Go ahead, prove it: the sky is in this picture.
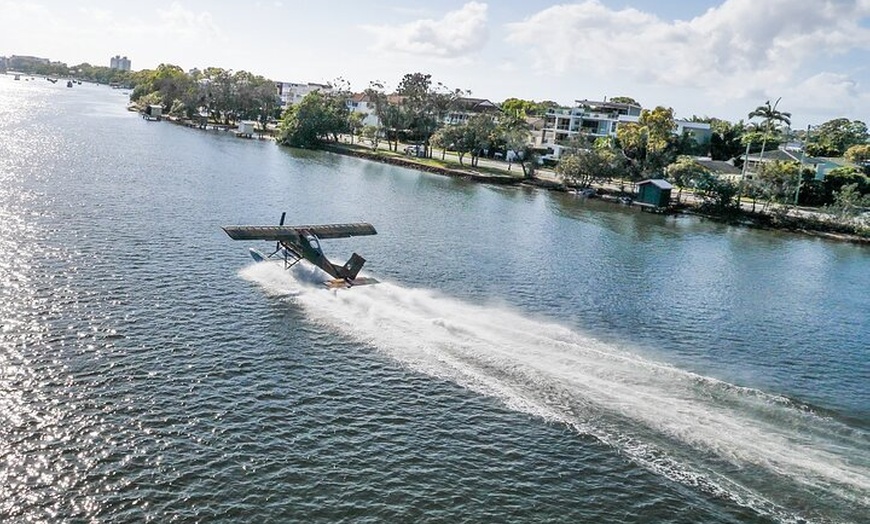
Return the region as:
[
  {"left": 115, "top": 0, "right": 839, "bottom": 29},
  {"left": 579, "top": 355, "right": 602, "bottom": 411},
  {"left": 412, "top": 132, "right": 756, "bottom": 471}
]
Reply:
[{"left": 2, "top": 0, "right": 869, "bottom": 128}]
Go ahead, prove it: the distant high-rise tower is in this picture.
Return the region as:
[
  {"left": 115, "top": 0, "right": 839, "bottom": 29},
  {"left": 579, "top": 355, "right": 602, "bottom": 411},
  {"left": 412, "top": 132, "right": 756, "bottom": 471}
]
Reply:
[{"left": 109, "top": 55, "right": 131, "bottom": 71}]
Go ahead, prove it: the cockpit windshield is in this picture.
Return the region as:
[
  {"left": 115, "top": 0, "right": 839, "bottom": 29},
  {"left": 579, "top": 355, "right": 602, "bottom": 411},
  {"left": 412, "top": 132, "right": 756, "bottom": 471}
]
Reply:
[{"left": 305, "top": 234, "right": 322, "bottom": 254}]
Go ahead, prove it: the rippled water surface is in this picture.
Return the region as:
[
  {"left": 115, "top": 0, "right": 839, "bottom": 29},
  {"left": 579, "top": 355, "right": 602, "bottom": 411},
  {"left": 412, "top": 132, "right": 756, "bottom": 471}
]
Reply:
[{"left": 1, "top": 76, "right": 868, "bottom": 523}]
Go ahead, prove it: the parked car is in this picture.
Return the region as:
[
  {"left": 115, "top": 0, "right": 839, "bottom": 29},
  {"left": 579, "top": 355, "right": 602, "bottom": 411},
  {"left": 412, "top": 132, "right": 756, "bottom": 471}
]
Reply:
[{"left": 404, "top": 145, "right": 425, "bottom": 157}]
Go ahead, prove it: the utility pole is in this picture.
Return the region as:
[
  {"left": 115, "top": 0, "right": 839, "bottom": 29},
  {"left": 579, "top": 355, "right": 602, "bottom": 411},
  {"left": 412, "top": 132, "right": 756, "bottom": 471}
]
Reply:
[
  {"left": 738, "top": 139, "right": 752, "bottom": 210},
  {"left": 795, "top": 124, "right": 811, "bottom": 205}
]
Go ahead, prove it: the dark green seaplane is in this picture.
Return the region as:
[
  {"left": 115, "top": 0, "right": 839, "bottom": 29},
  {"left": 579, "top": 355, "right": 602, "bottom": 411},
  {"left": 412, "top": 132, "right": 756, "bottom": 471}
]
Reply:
[{"left": 222, "top": 213, "right": 378, "bottom": 289}]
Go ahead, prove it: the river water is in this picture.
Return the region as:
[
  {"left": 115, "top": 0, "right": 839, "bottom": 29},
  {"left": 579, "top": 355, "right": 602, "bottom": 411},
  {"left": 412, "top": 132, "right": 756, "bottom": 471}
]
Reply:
[{"left": 0, "top": 76, "right": 867, "bottom": 523}]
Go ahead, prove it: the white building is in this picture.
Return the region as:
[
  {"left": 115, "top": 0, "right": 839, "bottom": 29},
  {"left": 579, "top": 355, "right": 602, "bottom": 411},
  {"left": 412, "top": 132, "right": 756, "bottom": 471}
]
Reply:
[
  {"left": 538, "top": 99, "right": 711, "bottom": 159},
  {"left": 675, "top": 120, "right": 712, "bottom": 147},
  {"left": 540, "top": 99, "right": 642, "bottom": 148},
  {"left": 276, "top": 81, "right": 333, "bottom": 107},
  {"left": 110, "top": 55, "right": 131, "bottom": 71},
  {"left": 346, "top": 93, "right": 380, "bottom": 127}
]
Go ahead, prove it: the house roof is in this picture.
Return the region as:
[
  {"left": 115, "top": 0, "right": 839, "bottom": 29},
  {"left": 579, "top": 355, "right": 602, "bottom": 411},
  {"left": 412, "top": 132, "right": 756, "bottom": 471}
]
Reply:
[
  {"left": 694, "top": 159, "right": 742, "bottom": 175},
  {"left": 574, "top": 99, "right": 641, "bottom": 110},
  {"left": 638, "top": 179, "right": 674, "bottom": 189},
  {"left": 453, "top": 97, "right": 501, "bottom": 113},
  {"left": 743, "top": 148, "right": 823, "bottom": 165}
]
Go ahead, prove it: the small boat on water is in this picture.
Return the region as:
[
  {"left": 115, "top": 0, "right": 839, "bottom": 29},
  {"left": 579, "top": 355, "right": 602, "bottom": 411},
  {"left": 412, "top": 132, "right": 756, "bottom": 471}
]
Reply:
[{"left": 66, "top": 80, "right": 73, "bottom": 88}]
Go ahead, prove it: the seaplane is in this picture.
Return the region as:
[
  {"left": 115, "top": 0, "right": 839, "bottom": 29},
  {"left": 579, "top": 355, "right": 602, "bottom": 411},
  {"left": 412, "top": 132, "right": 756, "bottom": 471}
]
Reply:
[{"left": 222, "top": 213, "right": 378, "bottom": 289}]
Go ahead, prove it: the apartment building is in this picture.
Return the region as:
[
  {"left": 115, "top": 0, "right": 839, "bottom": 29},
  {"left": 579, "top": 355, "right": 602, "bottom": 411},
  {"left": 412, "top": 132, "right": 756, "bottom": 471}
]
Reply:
[
  {"left": 540, "top": 99, "right": 642, "bottom": 147},
  {"left": 276, "top": 81, "right": 333, "bottom": 106},
  {"left": 110, "top": 55, "right": 131, "bottom": 71},
  {"left": 538, "top": 99, "right": 711, "bottom": 159}
]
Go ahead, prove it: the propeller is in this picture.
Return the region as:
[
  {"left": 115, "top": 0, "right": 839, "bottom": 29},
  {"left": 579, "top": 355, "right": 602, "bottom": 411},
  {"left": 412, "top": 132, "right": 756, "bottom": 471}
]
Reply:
[{"left": 270, "top": 212, "right": 287, "bottom": 258}]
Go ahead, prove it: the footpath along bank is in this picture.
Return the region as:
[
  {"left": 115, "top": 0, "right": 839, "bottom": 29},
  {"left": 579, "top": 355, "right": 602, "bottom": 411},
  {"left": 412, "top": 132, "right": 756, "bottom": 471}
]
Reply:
[
  {"left": 151, "top": 112, "right": 868, "bottom": 245},
  {"left": 320, "top": 142, "right": 869, "bottom": 246}
]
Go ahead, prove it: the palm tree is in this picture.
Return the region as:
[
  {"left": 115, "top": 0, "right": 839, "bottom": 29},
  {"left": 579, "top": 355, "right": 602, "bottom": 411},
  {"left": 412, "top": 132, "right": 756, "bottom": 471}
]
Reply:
[{"left": 748, "top": 97, "right": 792, "bottom": 165}]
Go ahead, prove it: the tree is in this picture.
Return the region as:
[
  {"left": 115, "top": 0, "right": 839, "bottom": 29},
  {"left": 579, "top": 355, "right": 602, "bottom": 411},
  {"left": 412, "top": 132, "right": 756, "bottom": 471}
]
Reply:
[
  {"left": 381, "top": 103, "right": 409, "bottom": 152},
  {"left": 609, "top": 96, "right": 640, "bottom": 106},
  {"left": 709, "top": 118, "right": 746, "bottom": 160},
  {"left": 278, "top": 90, "right": 348, "bottom": 147},
  {"left": 363, "top": 82, "right": 395, "bottom": 150},
  {"left": 665, "top": 156, "right": 710, "bottom": 202},
  {"left": 755, "top": 160, "right": 801, "bottom": 210},
  {"left": 361, "top": 125, "right": 380, "bottom": 150},
  {"left": 203, "top": 67, "right": 235, "bottom": 124},
  {"left": 430, "top": 125, "right": 463, "bottom": 161},
  {"left": 494, "top": 114, "right": 537, "bottom": 177},
  {"left": 823, "top": 166, "right": 869, "bottom": 203},
  {"left": 497, "top": 115, "right": 532, "bottom": 172},
  {"left": 845, "top": 144, "right": 870, "bottom": 172},
  {"left": 747, "top": 98, "right": 791, "bottom": 163},
  {"left": 347, "top": 112, "right": 364, "bottom": 144},
  {"left": 806, "top": 118, "right": 868, "bottom": 157},
  {"left": 693, "top": 173, "right": 739, "bottom": 214},
  {"left": 463, "top": 114, "right": 497, "bottom": 167},
  {"left": 500, "top": 98, "right": 559, "bottom": 117},
  {"left": 395, "top": 73, "right": 468, "bottom": 157},
  {"left": 616, "top": 106, "right": 678, "bottom": 180},
  {"left": 130, "top": 63, "right": 195, "bottom": 111},
  {"left": 827, "top": 183, "right": 870, "bottom": 221},
  {"left": 396, "top": 73, "right": 436, "bottom": 152},
  {"left": 556, "top": 145, "right": 621, "bottom": 189}
]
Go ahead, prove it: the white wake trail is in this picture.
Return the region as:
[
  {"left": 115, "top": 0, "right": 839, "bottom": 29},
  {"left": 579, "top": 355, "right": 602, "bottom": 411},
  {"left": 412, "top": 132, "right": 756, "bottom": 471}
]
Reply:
[{"left": 240, "top": 263, "right": 869, "bottom": 522}]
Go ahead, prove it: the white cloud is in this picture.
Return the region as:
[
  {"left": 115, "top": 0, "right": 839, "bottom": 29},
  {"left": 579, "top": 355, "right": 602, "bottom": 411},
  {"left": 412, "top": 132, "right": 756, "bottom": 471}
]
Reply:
[
  {"left": 363, "top": 2, "right": 489, "bottom": 58},
  {"left": 505, "top": 0, "right": 870, "bottom": 100},
  {"left": 784, "top": 72, "right": 870, "bottom": 121},
  {"left": 157, "top": 2, "right": 222, "bottom": 40},
  {"left": 0, "top": 0, "right": 49, "bottom": 19}
]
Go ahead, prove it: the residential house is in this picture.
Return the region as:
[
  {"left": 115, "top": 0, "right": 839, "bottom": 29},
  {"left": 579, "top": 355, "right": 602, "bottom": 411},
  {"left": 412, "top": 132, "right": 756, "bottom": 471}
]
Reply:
[
  {"left": 741, "top": 147, "right": 830, "bottom": 180},
  {"left": 443, "top": 97, "right": 501, "bottom": 125},
  {"left": 346, "top": 93, "right": 380, "bottom": 127},
  {"left": 694, "top": 158, "right": 743, "bottom": 182},
  {"left": 276, "top": 81, "right": 333, "bottom": 107},
  {"left": 345, "top": 93, "right": 407, "bottom": 130},
  {"left": 676, "top": 120, "right": 712, "bottom": 154}
]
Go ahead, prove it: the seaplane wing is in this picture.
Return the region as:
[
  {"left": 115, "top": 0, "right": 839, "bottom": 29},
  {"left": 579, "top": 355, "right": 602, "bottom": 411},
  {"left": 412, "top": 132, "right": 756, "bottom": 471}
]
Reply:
[
  {"left": 222, "top": 222, "right": 377, "bottom": 241},
  {"left": 222, "top": 215, "right": 378, "bottom": 288}
]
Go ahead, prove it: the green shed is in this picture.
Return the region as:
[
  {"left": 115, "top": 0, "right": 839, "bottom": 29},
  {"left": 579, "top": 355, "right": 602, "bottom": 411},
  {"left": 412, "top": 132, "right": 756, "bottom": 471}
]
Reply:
[{"left": 636, "top": 179, "right": 673, "bottom": 208}]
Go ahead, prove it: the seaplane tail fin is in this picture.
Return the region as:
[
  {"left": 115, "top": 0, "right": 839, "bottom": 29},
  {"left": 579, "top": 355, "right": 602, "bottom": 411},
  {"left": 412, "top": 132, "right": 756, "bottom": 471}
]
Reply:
[{"left": 342, "top": 253, "right": 366, "bottom": 280}]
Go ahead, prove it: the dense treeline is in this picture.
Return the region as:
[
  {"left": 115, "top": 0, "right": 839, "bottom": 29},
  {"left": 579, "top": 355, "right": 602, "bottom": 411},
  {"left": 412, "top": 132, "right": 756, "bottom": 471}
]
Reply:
[
  {"left": 129, "top": 65, "right": 280, "bottom": 127},
  {"left": 10, "top": 58, "right": 281, "bottom": 128}
]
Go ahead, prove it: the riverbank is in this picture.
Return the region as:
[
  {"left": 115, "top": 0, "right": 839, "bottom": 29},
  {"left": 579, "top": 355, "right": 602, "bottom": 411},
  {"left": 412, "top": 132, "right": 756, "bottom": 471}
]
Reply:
[
  {"left": 133, "top": 105, "right": 867, "bottom": 245},
  {"left": 320, "top": 143, "right": 521, "bottom": 185},
  {"left": 319, "top": 141, "right": 869, "bottom": 245}
]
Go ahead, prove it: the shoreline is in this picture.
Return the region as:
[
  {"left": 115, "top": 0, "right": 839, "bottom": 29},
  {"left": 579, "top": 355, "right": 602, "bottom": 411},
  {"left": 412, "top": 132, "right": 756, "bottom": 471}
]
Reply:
[
  {"left": 152, "top": 113, "right": 868, "bottom": 246},
  {"left": 320, "top": 143, "right": 869, "bottom": 246}
]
